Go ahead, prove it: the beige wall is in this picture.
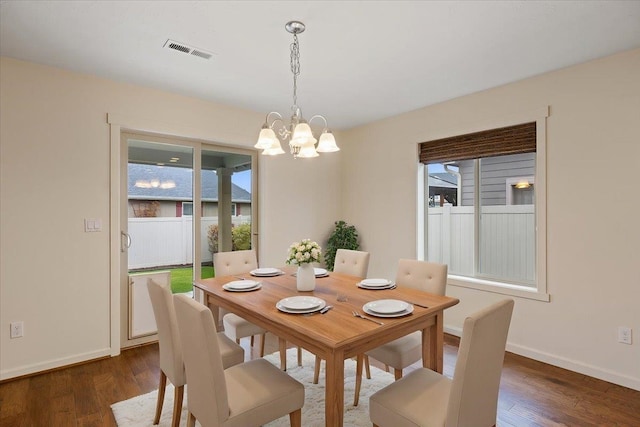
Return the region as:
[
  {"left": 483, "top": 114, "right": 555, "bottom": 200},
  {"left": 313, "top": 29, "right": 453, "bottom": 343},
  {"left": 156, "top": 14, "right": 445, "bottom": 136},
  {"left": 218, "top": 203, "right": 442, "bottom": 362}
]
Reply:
[
  {"left": 2, "top": 49, "right": 638, "bottom": 390},
  {"left": 342, "top": 48, "right": 640, "bottom": 390},
  {"left": 0, "top": 57, "right": 341, "bottom": 379}
]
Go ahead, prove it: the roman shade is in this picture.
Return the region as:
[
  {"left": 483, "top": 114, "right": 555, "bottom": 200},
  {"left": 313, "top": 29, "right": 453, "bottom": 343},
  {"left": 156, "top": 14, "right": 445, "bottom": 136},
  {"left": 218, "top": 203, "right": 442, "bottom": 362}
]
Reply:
[{"left": 419, "top": 122, "right": 536, "bottom": 164}]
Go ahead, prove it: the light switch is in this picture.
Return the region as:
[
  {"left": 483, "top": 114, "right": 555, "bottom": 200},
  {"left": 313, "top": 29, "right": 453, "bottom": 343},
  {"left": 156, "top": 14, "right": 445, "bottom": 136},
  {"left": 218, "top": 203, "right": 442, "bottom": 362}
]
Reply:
[{"left": 85, "top": 218, "right": 102, "bottom": 232}]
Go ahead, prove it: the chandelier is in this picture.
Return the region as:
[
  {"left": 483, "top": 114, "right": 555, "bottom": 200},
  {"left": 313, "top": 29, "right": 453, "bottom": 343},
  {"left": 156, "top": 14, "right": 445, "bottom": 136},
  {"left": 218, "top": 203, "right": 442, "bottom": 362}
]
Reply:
[{"left": 254, "top": 21, "right": 339, "bottom": 158}]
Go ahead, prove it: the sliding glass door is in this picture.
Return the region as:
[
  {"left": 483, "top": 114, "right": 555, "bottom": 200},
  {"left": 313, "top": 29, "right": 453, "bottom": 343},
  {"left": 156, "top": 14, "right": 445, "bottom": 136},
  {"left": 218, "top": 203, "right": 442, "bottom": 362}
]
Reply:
[{"left": 120, "top": 132, "right": 256, "bottom": 348}]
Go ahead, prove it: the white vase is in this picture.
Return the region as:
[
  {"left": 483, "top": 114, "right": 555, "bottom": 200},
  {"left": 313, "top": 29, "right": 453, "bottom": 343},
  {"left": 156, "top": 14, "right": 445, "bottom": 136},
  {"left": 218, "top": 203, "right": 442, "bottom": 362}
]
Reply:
[{"left": 297, "top": 263, "right": 316, "bottom": 291}]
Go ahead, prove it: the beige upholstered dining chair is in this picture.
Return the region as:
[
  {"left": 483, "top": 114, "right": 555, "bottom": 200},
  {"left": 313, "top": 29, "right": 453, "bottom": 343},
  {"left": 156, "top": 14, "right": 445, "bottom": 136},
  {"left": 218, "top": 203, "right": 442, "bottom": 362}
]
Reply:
[
  {"left": 370, "top": 299, "right": 514, "bottom": 427},
  {"left": 173, "top": 294, "right": 305, "bottom": 427},
  {"left": 333, "top": 249, "right": 370, "bottom": 277},
  {"left": 354, "top": 259, "right": 447, "bottom": 406},
  {"left": 313, "top": 249, "right": 370, "bottom": 384},
  {"left": 146, "top": 280, "right": 244, "bottom": 427},
  {"left": 214, "top": 250, "right": 267, "bottom": 356}
]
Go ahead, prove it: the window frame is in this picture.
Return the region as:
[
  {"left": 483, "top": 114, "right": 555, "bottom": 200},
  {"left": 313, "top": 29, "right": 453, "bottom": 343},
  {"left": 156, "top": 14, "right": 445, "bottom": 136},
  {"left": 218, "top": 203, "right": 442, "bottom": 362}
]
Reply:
[{"left": 419, "top": 107, "right": 549, "bottom": 302}]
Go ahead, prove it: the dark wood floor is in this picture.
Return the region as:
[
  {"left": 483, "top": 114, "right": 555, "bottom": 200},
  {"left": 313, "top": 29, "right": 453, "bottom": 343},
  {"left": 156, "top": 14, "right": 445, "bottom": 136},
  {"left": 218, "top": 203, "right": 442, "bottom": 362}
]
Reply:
[{"left": 1, "top": 334, "right": 639, "bottom": 427}]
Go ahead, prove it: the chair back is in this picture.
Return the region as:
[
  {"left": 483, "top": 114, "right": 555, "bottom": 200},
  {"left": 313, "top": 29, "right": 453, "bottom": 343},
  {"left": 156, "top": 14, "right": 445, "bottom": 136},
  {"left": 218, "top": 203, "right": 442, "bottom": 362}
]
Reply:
[
  {"left": 446, "top": 299, "right": 514, "bottom": 427},
  {"left": 333, "top": 249, "right": 370, "bottom": 277},
  {"left": 395, "top": 259, "right": 448, "bottom": 294},
  {"left": 146, "top": 280, "right": 185, "bottom": 386},
  {"left": 213, "top": 249, "right": 258, "bottom": 276},
  {"left": 173, "top": 294, "right": 230, "bottom": 427}
]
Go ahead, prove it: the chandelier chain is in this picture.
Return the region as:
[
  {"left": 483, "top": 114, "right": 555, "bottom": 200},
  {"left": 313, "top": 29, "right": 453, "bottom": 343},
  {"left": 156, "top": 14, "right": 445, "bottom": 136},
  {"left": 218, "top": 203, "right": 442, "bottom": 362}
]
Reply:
[{"left": 290, "top": 33, "right": 301, "bottom": 110}]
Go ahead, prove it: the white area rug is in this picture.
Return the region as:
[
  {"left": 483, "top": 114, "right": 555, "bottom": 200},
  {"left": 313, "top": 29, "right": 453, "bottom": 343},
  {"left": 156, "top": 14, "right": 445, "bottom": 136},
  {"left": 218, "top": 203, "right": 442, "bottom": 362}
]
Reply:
[{"left": 112, "top": 348, "right": 394, "bottom": 426}]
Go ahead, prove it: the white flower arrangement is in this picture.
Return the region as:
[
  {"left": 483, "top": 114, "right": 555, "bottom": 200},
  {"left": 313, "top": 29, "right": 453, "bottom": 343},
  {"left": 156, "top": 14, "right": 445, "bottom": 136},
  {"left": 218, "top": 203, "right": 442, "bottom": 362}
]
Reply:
[{"left": 286, "top": 238, "right": 322, "bottom": 266}]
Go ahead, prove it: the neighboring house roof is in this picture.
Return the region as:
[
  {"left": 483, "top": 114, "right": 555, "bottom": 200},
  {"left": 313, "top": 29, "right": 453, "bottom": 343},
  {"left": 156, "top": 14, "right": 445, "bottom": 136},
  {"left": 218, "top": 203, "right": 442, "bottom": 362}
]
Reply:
[
  {"left": 429, "top": 172, "right": 458, "bottom": 188},
  {"left": 128, "top": 163, "right": 251, "bottom": 202}
]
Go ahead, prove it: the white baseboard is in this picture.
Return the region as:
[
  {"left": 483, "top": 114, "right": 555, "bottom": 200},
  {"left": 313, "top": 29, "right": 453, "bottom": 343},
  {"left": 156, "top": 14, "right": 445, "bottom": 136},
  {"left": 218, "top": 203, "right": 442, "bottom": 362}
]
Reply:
[
  {"left": 506, "top": 342, "right": 640, "bottom": 391},
  {"left": 444, "top": 326, "right": 640, "bottom": 391},
  {"left": 0, "top": 348, "right": 112, "bottom": 381}
]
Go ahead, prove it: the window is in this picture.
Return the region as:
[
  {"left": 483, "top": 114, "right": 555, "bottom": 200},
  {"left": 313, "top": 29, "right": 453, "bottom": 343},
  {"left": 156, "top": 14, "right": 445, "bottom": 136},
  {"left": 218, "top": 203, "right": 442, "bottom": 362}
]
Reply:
[
  {"left": 182, "top": 202, "right": 193, "bottom": 216},
  {"left": 506, "top": 177, "right": 534, "bottom": 205},
  {"left": 420, "top": 113, "right": 548, "bottom": 301}
]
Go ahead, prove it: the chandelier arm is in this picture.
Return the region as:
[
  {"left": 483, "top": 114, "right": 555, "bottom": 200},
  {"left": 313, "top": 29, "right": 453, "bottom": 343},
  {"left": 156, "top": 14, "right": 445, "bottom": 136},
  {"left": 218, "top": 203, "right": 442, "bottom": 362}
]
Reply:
[
  {"left": 308, "top": 114, "right": 329, "bottom": 132},
  {"left": 265, "top": 111, "right": 283, "bottom": 127},
  {"left": 265, "top": 112, "right": 292, "bottom": 139}
]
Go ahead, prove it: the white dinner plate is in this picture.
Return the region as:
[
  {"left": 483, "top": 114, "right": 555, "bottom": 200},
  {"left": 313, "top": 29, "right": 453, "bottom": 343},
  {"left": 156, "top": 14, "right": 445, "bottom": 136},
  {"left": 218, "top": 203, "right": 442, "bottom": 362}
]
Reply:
[
  {"left": 358, "top": 283, "right": 396, "bottom": 290},
  {"left": 279, "top": 296, "right": 324, "bottom": 310},
  {"left": 364, "top": 299, "right": 410, "bottom": 314},
  {"left": 250, "top": 268, "right": 283, "bottom": 277},
  {"left": 276, "top": 297, "right": 326, "bottom": 314},
  {"left": 314, "top": 268, "right": 329, "bottom": 277},
  {"left": 362, "top": 304, "right": 414, "bottom": 318},
  {"left": 222, "top": 280, "right": 262, "bottom": 292},
  {"left": 359, "top": 278, "right": 392, "bottom": 288}
]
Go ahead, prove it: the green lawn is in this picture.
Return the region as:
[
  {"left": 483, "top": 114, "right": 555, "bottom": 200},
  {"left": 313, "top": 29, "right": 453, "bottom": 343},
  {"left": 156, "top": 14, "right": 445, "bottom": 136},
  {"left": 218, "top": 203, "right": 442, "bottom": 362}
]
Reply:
[
  {"left": 129, "top": 266, "right": 214, "bottom": 293},
  {"left": 170, "top": 266, "right": 214, "bottom": 293}
]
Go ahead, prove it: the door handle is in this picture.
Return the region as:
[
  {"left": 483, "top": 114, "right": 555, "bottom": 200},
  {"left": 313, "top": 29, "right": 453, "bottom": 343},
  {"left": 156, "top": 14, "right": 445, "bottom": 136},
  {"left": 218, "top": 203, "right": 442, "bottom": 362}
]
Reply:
[{"left": 121, "top": 231, "right": 131, "bottom": 252}]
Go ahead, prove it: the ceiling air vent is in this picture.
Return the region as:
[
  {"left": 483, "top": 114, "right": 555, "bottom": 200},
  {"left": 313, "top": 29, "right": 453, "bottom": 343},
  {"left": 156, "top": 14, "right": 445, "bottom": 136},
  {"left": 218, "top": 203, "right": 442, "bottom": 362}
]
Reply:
[{"left": 163, "top": 39, "right": 214, "bottom": 60}]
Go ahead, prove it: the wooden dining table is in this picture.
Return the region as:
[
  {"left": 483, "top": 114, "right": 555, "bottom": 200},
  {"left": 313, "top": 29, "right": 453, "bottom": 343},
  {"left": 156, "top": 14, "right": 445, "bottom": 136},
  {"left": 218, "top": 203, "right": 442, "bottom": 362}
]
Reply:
[{"left": 194, "top": 267, "right": 459, "bottom": 427}]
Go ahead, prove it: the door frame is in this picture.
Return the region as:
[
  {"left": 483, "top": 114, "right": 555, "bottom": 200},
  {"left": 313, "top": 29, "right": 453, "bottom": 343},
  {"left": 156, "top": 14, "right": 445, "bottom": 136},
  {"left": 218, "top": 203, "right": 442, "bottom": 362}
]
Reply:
[{"left": 108, "top": 113, "right": 259, "bottom": 355}]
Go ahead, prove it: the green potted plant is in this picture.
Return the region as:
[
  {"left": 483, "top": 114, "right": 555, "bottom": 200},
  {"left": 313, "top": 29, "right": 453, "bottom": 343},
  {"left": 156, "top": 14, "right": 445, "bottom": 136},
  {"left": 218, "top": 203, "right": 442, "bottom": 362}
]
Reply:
[{"left": 324, "top": 220, "right": 360, "bottom": 271}]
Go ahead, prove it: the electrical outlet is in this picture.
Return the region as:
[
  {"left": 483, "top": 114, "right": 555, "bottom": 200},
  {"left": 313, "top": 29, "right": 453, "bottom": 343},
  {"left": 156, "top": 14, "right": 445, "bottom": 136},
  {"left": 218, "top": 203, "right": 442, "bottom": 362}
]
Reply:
[
  {"left": 10, "top": 321, "right": 24, "bottom": 338},
  {"left": 618, "top": 327, "right": 632, "bottom": 345}
]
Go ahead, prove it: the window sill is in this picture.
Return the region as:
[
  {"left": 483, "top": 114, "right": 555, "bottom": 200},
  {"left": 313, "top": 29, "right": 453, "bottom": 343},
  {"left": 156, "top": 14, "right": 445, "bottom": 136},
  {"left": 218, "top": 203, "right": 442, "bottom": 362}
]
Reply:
[{"left": 448, "top": 275, "right": 550, "bottom": 302}]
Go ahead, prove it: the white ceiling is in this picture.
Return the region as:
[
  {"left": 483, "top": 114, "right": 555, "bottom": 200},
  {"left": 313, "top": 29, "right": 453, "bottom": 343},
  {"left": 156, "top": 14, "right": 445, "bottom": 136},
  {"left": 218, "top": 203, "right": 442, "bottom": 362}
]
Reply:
[{"left": 1, "top": 1, "right": 639, "bottom": 130}]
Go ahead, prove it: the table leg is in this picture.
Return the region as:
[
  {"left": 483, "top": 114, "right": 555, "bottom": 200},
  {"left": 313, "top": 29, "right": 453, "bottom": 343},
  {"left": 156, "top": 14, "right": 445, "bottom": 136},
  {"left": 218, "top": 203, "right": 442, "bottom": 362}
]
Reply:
[
  {"left": 206, "top": 298, "right": 222, "bottom": 332},
  {"left": 324, "top": 350, "right": 344, "bottom": 426},
  {"left": 279, "top": 337, "right": 287, "bottom": 371},
  {"left": 435, "top": 310, "right": 444, "bottom": 373},
  {"left": 422, "top": 310, "right": 444, "bottom": 373}
]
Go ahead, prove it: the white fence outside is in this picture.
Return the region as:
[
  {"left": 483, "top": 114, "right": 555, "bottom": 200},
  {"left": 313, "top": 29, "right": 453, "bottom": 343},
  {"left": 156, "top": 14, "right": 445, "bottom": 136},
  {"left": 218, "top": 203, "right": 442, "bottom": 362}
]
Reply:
[
  {"left": 128, "top": 216, "right": 251, "bottom": 269},
  {"left": 427, "top": 205, "right": 535, "bottom": 284}
]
